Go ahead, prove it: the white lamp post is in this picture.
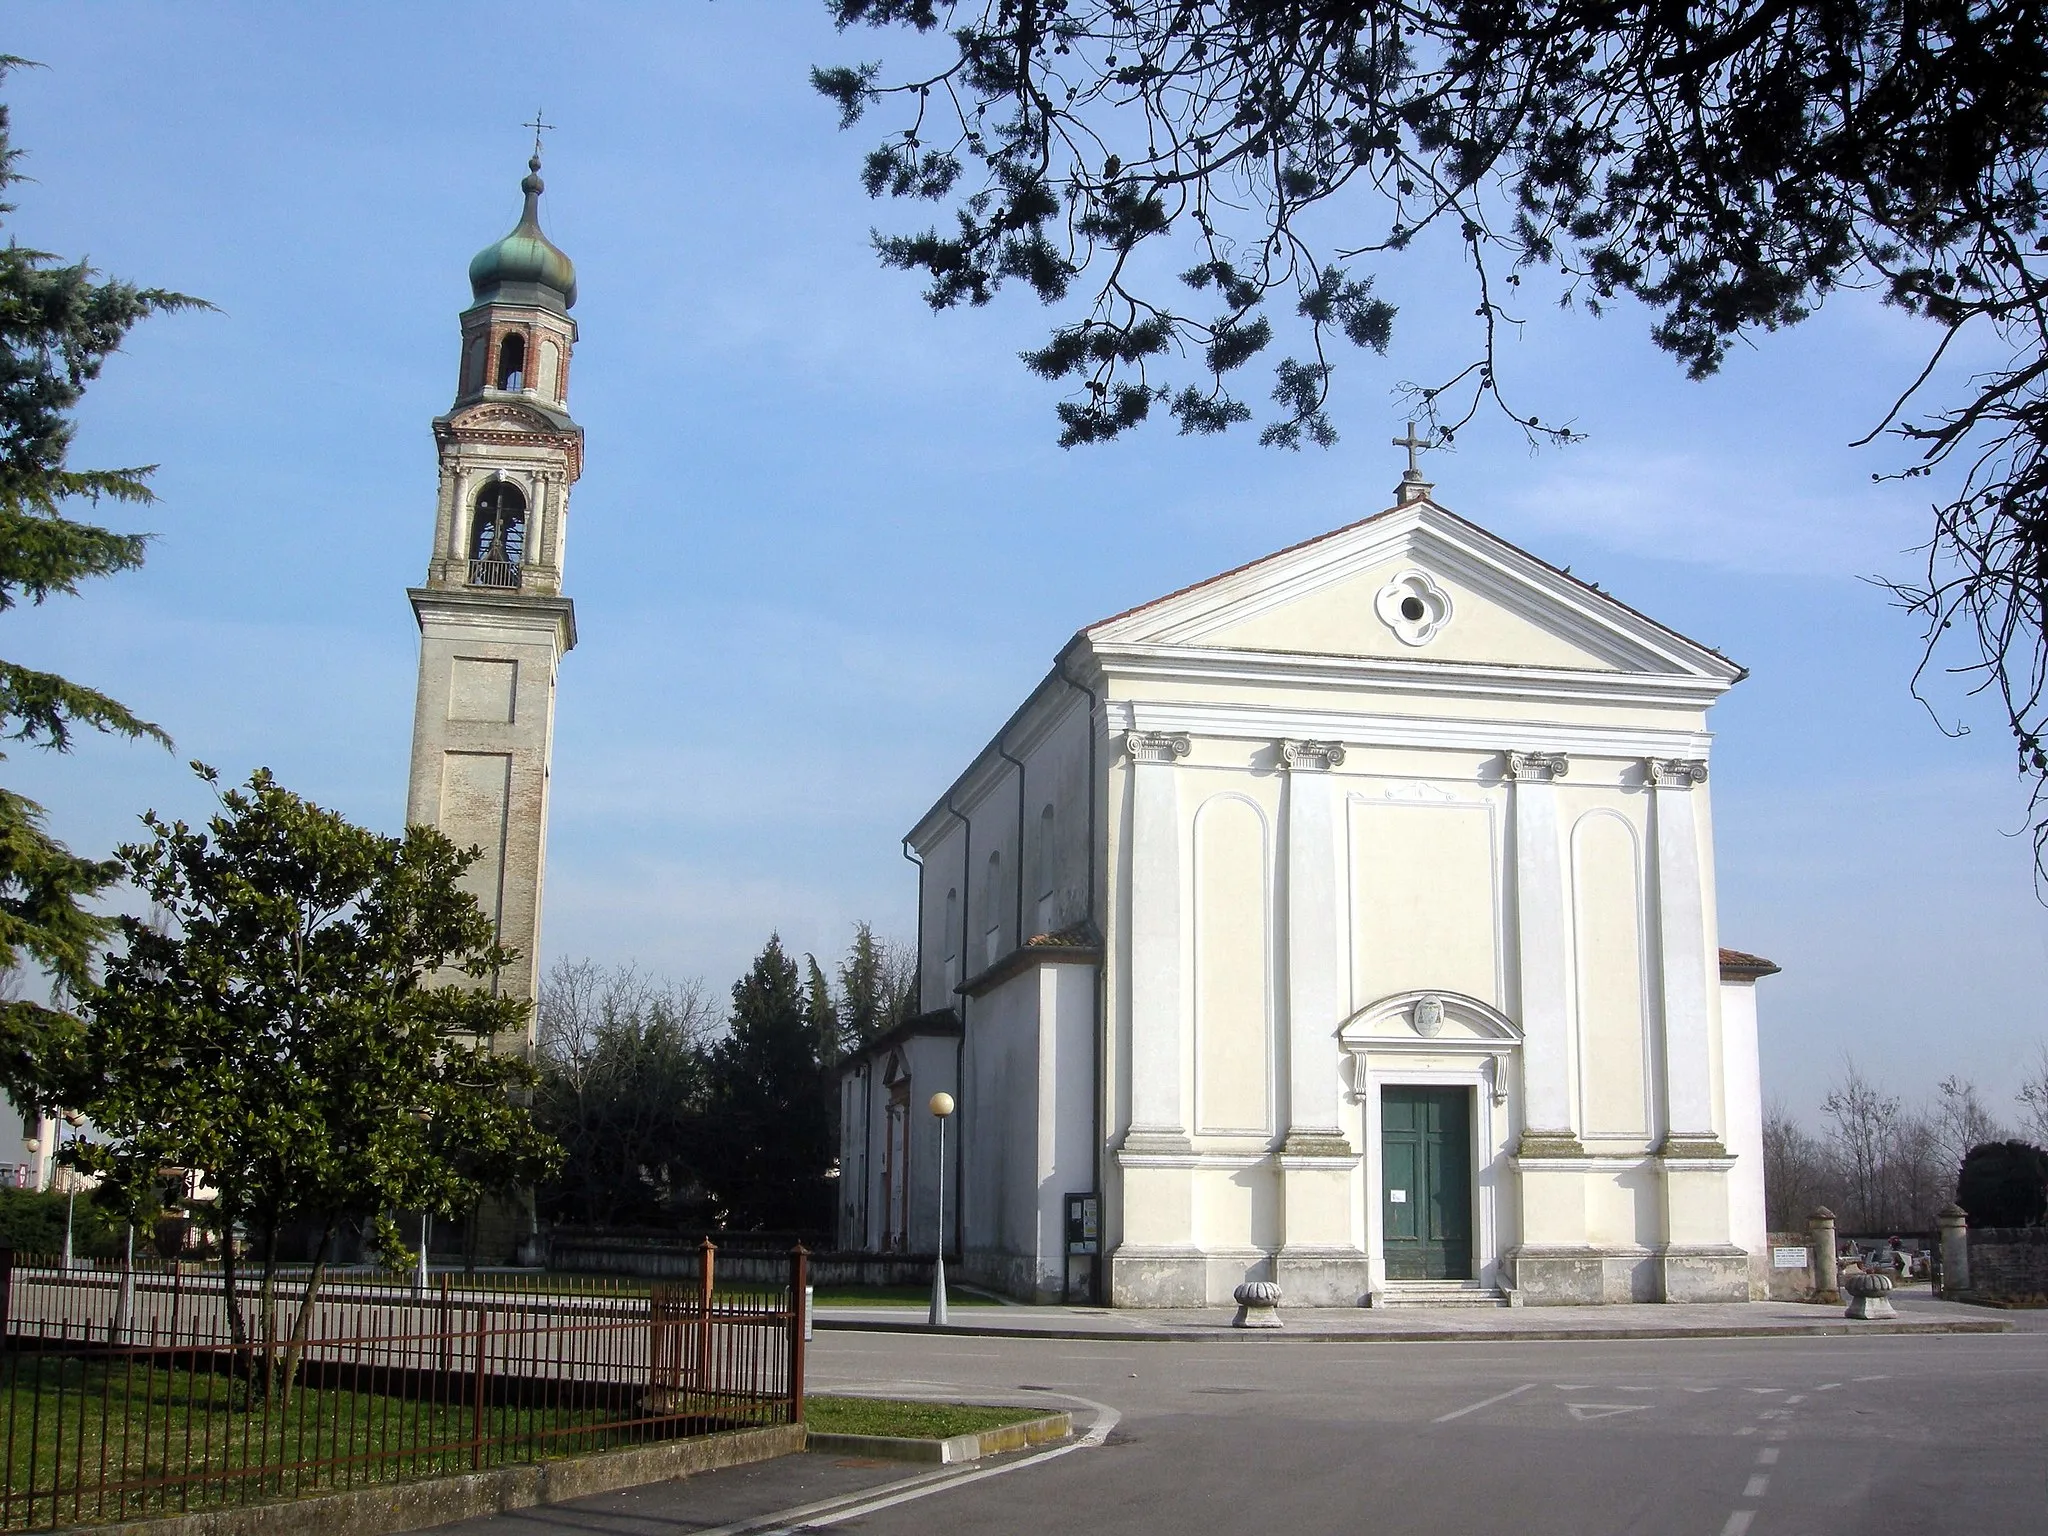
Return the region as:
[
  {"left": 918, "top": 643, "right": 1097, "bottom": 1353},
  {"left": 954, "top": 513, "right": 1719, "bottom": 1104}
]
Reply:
[
  {"left": 927, "top": 1091, "right": 955, "bottom": 1327},
  {"left": 59, "top": 1111, "right": 84, "bottom": 1271},
  {"left": 414, "top": 1108, "right": 434, "bottom": 1293}
]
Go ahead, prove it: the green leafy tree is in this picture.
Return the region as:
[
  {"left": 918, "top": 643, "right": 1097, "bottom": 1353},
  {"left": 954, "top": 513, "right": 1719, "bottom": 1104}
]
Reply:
[
  {"left": 816, "top": 3, "right": 2048, "bottom": 858},
  {"left": 0, "top": 59, "right": 204, "bottom": 1078},
  {"left": 56, "top": 766, "right": 558, "bottom": 1397},
  {"left": 704, "top": 935, "right": 833, "bottom": 1232}
]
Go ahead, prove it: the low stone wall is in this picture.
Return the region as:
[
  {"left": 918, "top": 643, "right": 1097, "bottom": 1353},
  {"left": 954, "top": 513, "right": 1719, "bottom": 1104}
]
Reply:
[
  {"left": 1761, "top": 1234, "right": 1817, "bottom": 1301},
  {"left": 547, "top": 1235, "right": 937, "bottom": 1290},
  {"left": 1964, "top": 1227, "right": 2048, "bottom": 1302},
  {"left": 75, "top": 1423, "right": 803, "bottom": 1536}
]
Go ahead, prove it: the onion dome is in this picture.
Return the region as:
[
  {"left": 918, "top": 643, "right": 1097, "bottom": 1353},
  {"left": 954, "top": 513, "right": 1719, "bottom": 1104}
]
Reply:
[{"left": 468, "top": 155, "right": 576, "bottom": 312}]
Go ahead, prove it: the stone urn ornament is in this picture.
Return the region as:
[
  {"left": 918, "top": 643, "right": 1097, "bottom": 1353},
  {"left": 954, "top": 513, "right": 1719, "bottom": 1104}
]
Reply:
[
  {"left": 1843, "top": 1270, "right": 1896, "bottom": 1320},
  {"left": 1232, "top": 1280, "right": 1283, "bottom": 1329}
]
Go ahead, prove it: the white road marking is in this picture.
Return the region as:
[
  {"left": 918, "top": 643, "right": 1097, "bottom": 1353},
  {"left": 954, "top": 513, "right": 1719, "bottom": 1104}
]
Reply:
[
  {"left": 1853, "top": 1374, "right": 1890, "bottom": 1382},
  {"left": 1758, "top": 1448, "right": 1780, "bottom": 1465},
  {"left": 1744, "top": 1474, "right": 1770, "bottom": 1497},
  {"left": 1720, "top": 1511, "right": 1757, "bottom": 1536},
  {"left": 695, "top": 1392, "right": 1122, "bottom": 1536},
  {"left": 1616, "top": 1386, "right": 1655, "bottom": 1393},
  {"left": 1433, "top": 1383, "right": 1536, "bottom": 1423},
  {"left": 1743, "top": 1387, "right": 1784, "bottom": 1394},
  {"left": 1554, "top": 1383, "right": 1592, "bottom": 1389},
  {"left": 1785, "top": 1394, "right": 1806, "bottom": 1404},
  {"left": 1817, "top": 1382, "right": 1843, "bottom": 1391},
  {"left": 1733, "top": 1427, "right": 1757, "bottom": 1437},
  {"left": 1683, "top": 1387, "right": 1719, "bottom": 1393},
  {"left": 1566, "top": 1404, "right": 1649, "bottom": 1422}
]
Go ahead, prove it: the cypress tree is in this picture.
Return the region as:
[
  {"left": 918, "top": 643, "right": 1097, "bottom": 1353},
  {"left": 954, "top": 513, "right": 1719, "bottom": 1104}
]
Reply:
[{"left": 705, "top": 936, "right": 832, "bottom": 1233}]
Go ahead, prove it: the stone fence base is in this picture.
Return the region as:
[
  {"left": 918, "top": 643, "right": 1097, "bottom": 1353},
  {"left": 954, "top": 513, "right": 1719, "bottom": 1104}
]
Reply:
[
  {"left": 546, "top": 1235, "right": 937, "bottom": 1290},
  {"left": 1962, "top": 1227, "right": 2048, "bottom": 1305}
]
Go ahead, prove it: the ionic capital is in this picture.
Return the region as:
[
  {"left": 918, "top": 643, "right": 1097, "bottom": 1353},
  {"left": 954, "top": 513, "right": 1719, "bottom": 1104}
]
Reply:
[
  {"left": 1280, "top": 738, "right": 1347, "bottom": 771},
  {"left": 1125, "top": 730, "right": 1191, "bottom": 765},
  {"left": 1504, "top": 750, "right": 1569, "bottom": 782},
  {"left": 1648, "top": 757, "right": 1709, "bottom": 788}
]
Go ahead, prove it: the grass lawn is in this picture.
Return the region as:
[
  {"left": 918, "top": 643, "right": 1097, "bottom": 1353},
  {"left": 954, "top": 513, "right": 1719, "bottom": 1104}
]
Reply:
[
  {"left": 0, "top": 1355, "right": 757, "bottom": 1529},
  {"left": 804, "top": 1396, "right": 1051, "bottom": 1439}
]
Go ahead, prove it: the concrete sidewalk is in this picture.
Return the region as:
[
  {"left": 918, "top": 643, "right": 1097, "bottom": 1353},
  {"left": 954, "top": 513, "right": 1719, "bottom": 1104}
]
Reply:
[{"left": 813, "top": 1287, "right": 2022, "bottom": 1343}]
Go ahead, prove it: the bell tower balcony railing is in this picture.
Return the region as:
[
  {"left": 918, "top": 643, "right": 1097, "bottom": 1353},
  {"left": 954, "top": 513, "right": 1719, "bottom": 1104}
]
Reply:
[{"left": 468, "top": 558, "right": 524, "bottom": 590}]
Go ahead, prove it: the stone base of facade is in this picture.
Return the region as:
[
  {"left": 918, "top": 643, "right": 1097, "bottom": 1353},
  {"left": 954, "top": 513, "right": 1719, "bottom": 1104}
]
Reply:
[
  {"left": 1509, "top": 1245, "right": 1658, "bottom": 1304},
  {"left": 961, "top": 1248, "right": 1066, "bottom": 1305},
  {"left": 1658, "top": 1245, "right": 1751, "bottom": 1302},
  {"left": 1510, "top": 1244, "right": 1751, "bottom": 1304},
  {"left": 1273, "top": 1248, "right": 1373, "bottom": 1307},
  {"left": 1110, "top": 1245, "right": 1275, "bottom": 1306}
]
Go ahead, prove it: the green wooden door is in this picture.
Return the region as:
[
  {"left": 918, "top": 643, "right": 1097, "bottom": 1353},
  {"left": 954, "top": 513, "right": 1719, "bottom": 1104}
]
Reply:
[{"left": 1380, "top": 1087, "right": 1473, "bottom": 1281}]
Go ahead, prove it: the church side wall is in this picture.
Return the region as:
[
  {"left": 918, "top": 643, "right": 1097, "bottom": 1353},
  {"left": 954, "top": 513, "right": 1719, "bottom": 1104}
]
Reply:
[
  {"left": 911, "top": 688, "right": 1093, "bottom": 1013},
  {"left": 1721, "top": 978, "right": 1769, "bottom": 1296},
  {"left": 963, "top": 969, "right": 1042, "bottom": 1294}
]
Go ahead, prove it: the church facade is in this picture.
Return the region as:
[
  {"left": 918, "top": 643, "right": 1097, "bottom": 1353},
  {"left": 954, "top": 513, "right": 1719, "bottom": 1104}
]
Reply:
[{"left": 838, "top": 470, "right": 1777, "bottom": 1307}]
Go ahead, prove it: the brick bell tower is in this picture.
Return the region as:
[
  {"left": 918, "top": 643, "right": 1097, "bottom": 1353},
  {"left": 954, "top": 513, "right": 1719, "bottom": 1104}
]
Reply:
[{"left": 406, "top": 144, "right": 581, "bottom": 1047}]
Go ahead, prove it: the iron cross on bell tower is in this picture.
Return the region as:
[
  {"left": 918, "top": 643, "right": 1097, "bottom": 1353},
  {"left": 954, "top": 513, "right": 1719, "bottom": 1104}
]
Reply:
[{"left": 1393, "top": 420, "right": 1436, "bottom": 505}]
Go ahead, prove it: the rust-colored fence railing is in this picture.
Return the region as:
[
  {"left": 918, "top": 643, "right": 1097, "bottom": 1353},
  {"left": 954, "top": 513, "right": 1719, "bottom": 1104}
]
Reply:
[{"left": 0, "top": 1242, "right": 807, "bottom": 1531}]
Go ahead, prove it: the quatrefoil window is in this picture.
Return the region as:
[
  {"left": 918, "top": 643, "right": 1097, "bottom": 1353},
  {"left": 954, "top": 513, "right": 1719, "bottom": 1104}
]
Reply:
[{"left": 1374, "top": 569, "right": 1452, "bottom": 646}]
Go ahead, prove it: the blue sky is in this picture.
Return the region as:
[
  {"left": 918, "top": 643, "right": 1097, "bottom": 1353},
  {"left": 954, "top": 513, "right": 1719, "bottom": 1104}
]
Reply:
[{"left": 5, "top": 3, "right": 2043, "bottom": 1127}]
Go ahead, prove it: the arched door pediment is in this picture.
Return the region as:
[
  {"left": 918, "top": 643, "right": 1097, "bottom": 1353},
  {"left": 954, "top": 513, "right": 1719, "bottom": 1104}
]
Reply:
[{"left": 1338, "top": 990, "right": 1520, "bottom": 1104}]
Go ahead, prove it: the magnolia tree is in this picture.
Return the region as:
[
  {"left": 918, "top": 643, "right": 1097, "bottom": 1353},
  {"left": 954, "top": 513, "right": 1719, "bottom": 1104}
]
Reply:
[{"left": 54, "top": 766, "right": 559, "bottom": 1398}]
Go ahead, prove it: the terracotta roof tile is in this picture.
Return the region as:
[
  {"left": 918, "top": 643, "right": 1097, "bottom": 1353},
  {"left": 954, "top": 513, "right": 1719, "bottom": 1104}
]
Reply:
[{"left": 1719, "top": 947, "right": 1781, "bottom": 979}]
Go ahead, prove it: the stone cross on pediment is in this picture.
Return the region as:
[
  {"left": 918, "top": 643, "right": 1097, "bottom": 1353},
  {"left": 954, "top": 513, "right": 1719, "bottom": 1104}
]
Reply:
[{"left": 1393, "top": 420, "right": 1436, "bottom": 505}]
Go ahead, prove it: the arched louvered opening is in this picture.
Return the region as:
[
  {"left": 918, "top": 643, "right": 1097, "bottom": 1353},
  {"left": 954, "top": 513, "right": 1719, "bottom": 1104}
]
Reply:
[
  {"left": 468, "top": 481, "right": 527, "bottom": 588},
  {"left": 495, "top": 332, "right": 527, "bottom": 391}
]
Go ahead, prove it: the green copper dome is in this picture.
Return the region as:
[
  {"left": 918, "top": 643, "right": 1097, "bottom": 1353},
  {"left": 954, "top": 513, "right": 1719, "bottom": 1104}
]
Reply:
[{"left": 468, "top": 157, "right": 576, "bottom": 312}]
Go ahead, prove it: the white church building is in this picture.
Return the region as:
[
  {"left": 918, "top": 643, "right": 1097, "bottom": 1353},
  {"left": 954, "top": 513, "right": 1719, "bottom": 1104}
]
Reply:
[{"left": 837, "top": 461, "right": 1779, "bottom": 1308}]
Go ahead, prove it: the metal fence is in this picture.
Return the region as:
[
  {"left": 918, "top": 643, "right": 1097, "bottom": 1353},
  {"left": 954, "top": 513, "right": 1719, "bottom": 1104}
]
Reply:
[{"left": 0, "top": 1242, "right": 806, "bottom": 1530}]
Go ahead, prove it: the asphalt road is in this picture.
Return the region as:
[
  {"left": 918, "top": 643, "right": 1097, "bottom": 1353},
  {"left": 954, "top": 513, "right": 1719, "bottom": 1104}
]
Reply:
[{"left": 453, "top": 1324, "right": 2048, "bottom": 1535}]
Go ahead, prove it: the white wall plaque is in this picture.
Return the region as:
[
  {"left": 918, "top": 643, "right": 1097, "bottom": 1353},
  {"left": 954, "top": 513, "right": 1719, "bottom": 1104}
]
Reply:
[
  {"left": 1390, "top": 1189, "right": 1408, "bottom": 1203},
  {"left": 1771, "top": 1246, "right": 1808, "bottom": 1269}
]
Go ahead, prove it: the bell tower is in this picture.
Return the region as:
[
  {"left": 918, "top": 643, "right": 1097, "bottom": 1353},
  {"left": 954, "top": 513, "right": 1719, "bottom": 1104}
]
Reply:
[{"left": 406, "top": 147, "right": 581, "bottom": 1039}]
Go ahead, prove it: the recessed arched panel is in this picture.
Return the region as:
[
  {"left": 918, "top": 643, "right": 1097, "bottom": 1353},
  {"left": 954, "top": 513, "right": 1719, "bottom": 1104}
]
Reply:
[
  {"left": 1035, "top": 803, "right": 1056, "bottom": 935},
  {"left": 1572, "top": 809, "right": 1650, "bottom": 1137},
  {"left": 539, "top": 339, "right": 561, "bottom": 399},
  {"left": 1193, "top": 793, "right": 1272, "bottom": 1135}
]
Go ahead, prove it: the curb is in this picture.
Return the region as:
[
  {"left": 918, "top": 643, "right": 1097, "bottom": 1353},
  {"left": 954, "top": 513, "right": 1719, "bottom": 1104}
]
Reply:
[
  {"left": 814, "top": 1317, "right": 2011, "bottom": 1344},
  {"left": 806, "top": 1412, "right": 1072, "bottom": 1464}
]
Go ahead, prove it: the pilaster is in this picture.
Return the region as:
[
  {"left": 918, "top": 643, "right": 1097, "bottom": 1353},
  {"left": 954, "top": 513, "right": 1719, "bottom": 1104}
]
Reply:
[
  {"left": 1505, "top": 750, "right": 1577, "bottom": 1157},
  {"left": 1648, "top": 758, "right": 1719, "bottom": 1148},
  {"left": 1280, "top": 738, "right": 1347, "bottom": 1149},
  {"left": 1123, "top": 730, "right": 1190, "bottom": 1152}
]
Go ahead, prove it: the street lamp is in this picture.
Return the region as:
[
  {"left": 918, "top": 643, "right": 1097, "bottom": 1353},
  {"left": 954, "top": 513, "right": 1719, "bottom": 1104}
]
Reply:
[
  {"left": 927, "top": 1092, "right": 955, "bottom": 1327},
  {"left": 59, "top": 1112, "right": 84, "bottom": 1272},
  {"left": 413, "top": 1108, "right": 434, "bottom": 1293}
]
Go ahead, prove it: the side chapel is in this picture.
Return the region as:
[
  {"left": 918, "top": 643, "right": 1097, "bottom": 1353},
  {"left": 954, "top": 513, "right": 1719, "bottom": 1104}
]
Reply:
[{"left": 838, "top": 455, "right": 1779, "bottom": 1307}]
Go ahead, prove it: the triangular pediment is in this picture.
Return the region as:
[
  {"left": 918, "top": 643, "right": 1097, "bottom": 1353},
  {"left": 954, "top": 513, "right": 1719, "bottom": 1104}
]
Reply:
[{"left": 1085, "top": 501, "right": 1739, "bottom": 681}]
